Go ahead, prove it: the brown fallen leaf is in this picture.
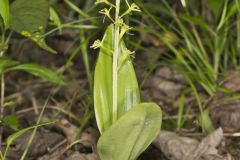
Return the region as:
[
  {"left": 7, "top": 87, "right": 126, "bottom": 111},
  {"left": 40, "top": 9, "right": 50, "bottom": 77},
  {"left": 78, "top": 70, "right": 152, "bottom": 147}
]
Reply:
[
  {"left": 66, "top": 151, "right": 98, "bottom": 160},
  {"left": 223, "top": 67, "right": 240, "bottom": 92},
  {"left": 56, "top": 118, "right": 78, "bottom": 143},
  {"left": 210, "top": 102, "right": 240, "bottom": 133},
  {"left": 141, "top": 66, "right": 188, "bottom": 115},
  {"left": 153, "top": 128, "right": 228, "bottom": 160}
]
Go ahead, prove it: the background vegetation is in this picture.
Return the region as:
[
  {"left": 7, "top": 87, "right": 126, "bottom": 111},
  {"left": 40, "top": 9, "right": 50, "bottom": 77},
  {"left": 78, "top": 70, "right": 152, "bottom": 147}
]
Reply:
[{"left": 0, "top": 0, "right": 240, "bottom": 159}]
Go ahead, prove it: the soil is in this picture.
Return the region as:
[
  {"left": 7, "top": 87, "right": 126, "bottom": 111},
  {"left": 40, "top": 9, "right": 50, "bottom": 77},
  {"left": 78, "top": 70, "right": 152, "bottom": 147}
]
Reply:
[{"left": 1, "top": 29, "right": 240, "bottom": 160}]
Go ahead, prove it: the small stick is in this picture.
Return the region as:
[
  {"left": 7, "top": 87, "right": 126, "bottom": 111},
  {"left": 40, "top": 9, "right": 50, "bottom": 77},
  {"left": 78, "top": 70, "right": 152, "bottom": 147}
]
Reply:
[{"left": 179, "top": 132, "right": 240, "bottom": 137}]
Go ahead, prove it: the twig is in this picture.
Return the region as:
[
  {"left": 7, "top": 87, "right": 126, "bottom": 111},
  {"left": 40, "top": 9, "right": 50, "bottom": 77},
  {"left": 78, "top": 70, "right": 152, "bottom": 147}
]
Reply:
[
  {"left": 163, "top": 114, "right": 197, "bottom": 120},
  {"left": 179, "top": 132, "right": 240, "bottom": 137}
]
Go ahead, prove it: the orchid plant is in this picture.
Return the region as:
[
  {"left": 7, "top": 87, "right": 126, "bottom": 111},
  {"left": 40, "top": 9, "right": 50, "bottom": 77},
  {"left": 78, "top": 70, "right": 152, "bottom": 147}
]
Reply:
[{"left": 92, "top": 0, "right": 162, "bottom": 159}]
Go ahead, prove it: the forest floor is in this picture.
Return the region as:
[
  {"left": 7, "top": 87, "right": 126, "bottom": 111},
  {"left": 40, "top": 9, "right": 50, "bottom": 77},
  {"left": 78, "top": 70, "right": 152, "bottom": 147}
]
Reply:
[{"left": 1, "top": 29, "right": 240, "bottom": 160}]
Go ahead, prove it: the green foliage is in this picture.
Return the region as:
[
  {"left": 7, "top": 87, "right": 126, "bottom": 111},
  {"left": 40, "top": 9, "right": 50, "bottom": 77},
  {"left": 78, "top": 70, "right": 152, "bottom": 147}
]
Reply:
[
  {"left": 9, "top": 64, "right": 64, "bottom": 85},
  {"left": 0, "top": 57, "right": 18, "bottom": 74},
  {"left": 94, "top": 25, "right": 140, "bottom": 133},
  {"left": 10, "top": 0, "right": 49, "bottom": 34},
  {"left": 177, "top": 95, "right": 185, "bottom": 130},
  {"left": 135, "top": 0, "right": 240, "bottom": 132},
  {"left": 49, "top": 7, "right": 62, "bottom": 31},
  {"left": 0, "top": 0, "right": 10, "bottom": 30},
  {"left": 97, "top": 103, "right": 162, "bottom": 160},
  {"left": 180, "top": 14, "right": 215, "bottom": 34},
  {"left": 2, "top": 121, "right": 54, "bottom": 159},
  {"left": 199, "top": 109, "right": 215, "bottom": 133},
  {"left": 204, "top": 0, "right": 225, "bottom": 19},
  {"left": 0, "top": 57, "right": 64, "bottom": 85},
  {"left": 140, "top": 0, "right": 240, "bottom": 95},
  {"left": 21, "top": 30, "right": 57, "bottom": 54},
  {"left": 1, "top": 115, "right": 19, "bottom": 130},
  {"left": 9, "top": 0, "right": 56, "bottom": 53},
  {"left": 93, "top": 0, "right": 162, "bottom": 159}
]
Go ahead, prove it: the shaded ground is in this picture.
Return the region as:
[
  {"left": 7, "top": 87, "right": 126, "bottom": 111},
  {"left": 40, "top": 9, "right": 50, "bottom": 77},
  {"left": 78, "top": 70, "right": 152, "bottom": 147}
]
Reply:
[{"left": 1, "top": 30, "right": 240, "bottom": 160}]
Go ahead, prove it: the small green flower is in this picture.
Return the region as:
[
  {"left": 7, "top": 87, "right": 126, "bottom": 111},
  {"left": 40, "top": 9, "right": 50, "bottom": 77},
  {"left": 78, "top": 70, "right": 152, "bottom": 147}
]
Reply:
[
  {"left": 99, "top": 8, "right": 114, "bottom": 22},
  {"left": 130, "top": 3, "right": 141, "bottom": 12},
  {"left": 120, "top": 22, "right": 132, "bottom": 39},
  {"left": 118, "top": 48, "right": 135, "bottom": 70},
  {"left": 90, "top": 39, "right": 102, "bottom": 49},
  {"left": 120, "top": 3, "right": 141, "bottom": 18}
]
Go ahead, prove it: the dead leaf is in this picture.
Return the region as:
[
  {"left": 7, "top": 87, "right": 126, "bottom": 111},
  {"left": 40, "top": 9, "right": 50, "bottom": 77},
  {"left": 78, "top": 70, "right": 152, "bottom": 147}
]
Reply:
[
  {"left": 56, "top": 118, "right": 77, "bottom": 143},
  {"left": 210, "top": 101, "right": 240, "bottom": 133},
  {"left": 141, "top": 66, "right": 188, "bottom": 115},
  {"left": 66, "top": 151, "right": 98, "bottom": 160},
  {"left": 153, "top": 128, "right": 226, "bottom": 160}
]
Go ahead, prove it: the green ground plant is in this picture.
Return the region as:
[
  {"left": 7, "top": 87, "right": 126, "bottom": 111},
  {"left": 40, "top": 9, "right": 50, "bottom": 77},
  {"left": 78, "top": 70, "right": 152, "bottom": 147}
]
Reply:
[
  {"left": 92, "top": 0, "right": 162, "bottom": 159},
  {"left": 134, "top": 0, "right": 240, "bottom": 132},
  {"left": 0, "top": 0, "right": 64, "bottom": 158},
  {"left": 62, "top": 0, "right": 99, "bottom": 139}
]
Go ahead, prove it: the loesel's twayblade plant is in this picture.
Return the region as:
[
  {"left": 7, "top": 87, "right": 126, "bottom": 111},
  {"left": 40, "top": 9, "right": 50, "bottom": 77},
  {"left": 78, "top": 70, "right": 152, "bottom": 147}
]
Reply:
[{"left": 91, "top": 0, "right": 162, "bottom": 159}]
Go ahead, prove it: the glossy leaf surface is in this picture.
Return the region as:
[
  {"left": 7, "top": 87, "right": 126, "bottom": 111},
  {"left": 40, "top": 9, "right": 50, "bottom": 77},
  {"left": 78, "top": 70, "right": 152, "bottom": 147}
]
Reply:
[
  {"left": 94, "top": 25, "right": 140, "bottom": 133},
  {"left": 97, "top": 103, "right": 162, "bottom": 160}
]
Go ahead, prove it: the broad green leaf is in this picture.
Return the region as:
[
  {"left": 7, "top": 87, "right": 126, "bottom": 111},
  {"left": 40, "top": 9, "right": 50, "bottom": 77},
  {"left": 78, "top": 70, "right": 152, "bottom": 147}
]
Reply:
[
  {"left": 9, "top": 64, "right": 64, "bottom": 85},
  {"left": 97, "top": 103, "right": 162, "bottom": 160},
  {"left": 0, "top": 0, "right": 9, "bottom": 30},
  {"left": 10, "top": 0, "right": 49, "bottom": 34},
  {"left": 2, "top": 115, "right": 19, "bottom": 130},
  {"left": 0, "top": 57, "right": 18, "bottom": 75},
  {"left": 94, "top": 25, "right": 140, "bottom": 133},
  {"left": 9, "top": 0, "right": 56, "bottom": 53},
  {"left": 118, "top": 42, "right": 140, "bottom": 118}
]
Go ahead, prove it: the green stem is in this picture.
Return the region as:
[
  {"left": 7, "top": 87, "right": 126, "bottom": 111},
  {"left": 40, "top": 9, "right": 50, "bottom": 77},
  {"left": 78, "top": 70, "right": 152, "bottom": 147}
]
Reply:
[
  {"left": 112, "top": 0, "right": 121, "bottom": 123},
  {"left": 0, "top": 27, "right": 5, "bottom": 147},
  {"left": 0, "top": 64, "right": 4, "bottom": 148},
  {"left": 80, "top": 29, "right": 93, "bottom": 92}
]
